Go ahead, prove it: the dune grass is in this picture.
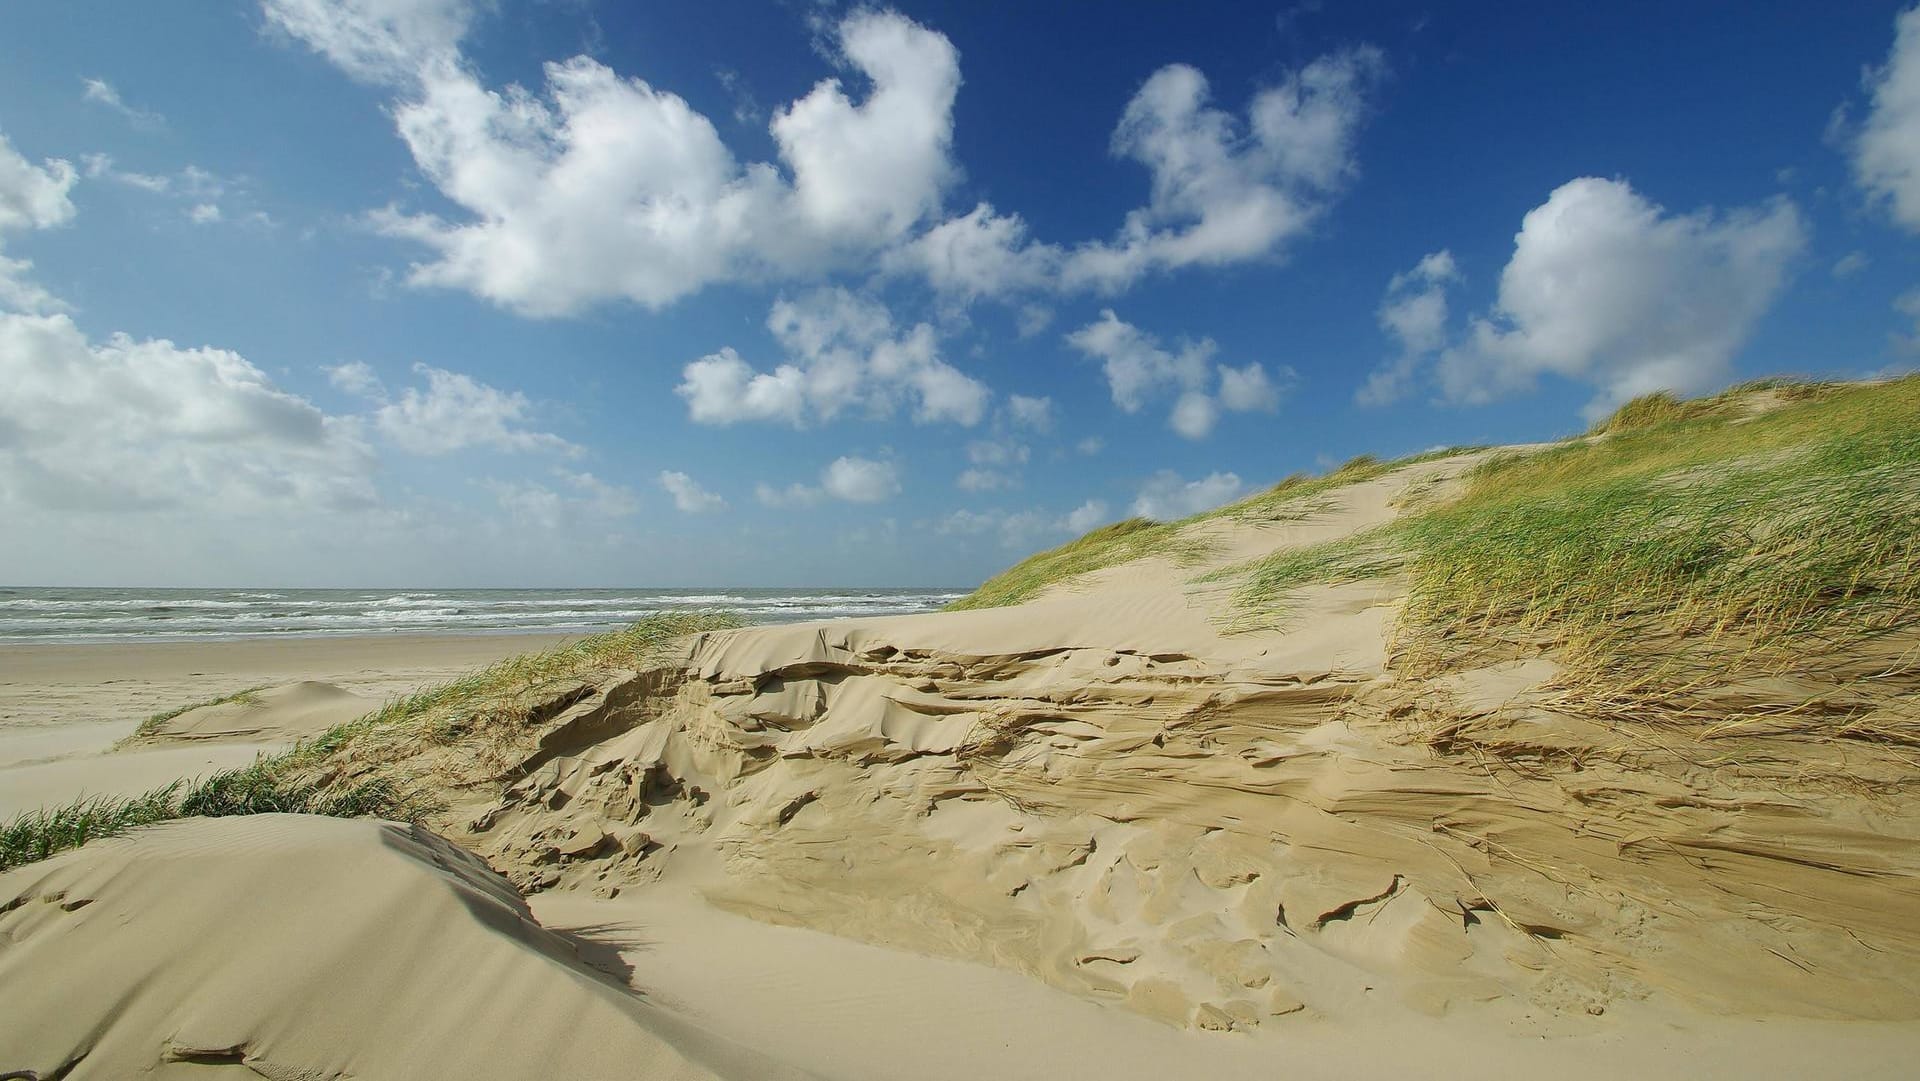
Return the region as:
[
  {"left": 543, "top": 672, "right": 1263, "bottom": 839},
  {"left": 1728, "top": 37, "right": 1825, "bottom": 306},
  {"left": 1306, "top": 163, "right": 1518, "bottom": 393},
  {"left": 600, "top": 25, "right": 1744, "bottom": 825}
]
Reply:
[
  {"left": 1221, "top": 374, "right": 1920, "bottom": 742},
  {"left": 128, "top": 685, "right": 266, "bottom": 741},
  {"left": 950, "top": 448, "right": 1487, "bottom": 611},
  {"left": 0, "top": 769, "right": 403, "bottom": 874},
  {"left": 0, "top": 614, "right": 741, "bottom": 874},
  {"left": 946, "top": 519, "right": 1203, "bottom": 611}
]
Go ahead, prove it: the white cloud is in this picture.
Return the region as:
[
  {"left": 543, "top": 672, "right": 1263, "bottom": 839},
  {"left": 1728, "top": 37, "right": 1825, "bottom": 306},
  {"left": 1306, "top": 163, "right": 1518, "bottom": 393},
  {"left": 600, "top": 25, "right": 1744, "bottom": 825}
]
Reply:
[
  {"left": 658, "top": 469, "right": 726, "bottom": 513},
  {"left": 1357, "top": 249, "right": 1459, "bottom": 406},
  {"left": 1065, "top": 309, "right": 1281, "bottom": 439},
  {"left": 1833, "top": 250, "right": 1870, "bottom": 278},
  {"left": 1217, "top": 361, "right": 1286, "bottom": 412},
  {"left": 326, "top": 360, "right": 384, "bottom": 396},
  {"left": 1076, "top": 436, "right": 1105, "bottom": 456},
  {"left": 189, "top": 203, "right": 223, "bottom": 225},
  {"left": 882, "top": 203, "right": 1061, "bottom": 300},
  {"left": 1853, "top": 6, "right": 1920, "bottom": 232},
  {"left": 1131, "top": 470, "right": 1244, "bottom": 520},
  {"left": 1168, "top": 391, "right": 1219, "bottom": 440},
  {"left": 0, "top": 133, "right": 78, "bottom": 315},
  {"left": 81, "top": 78, "right": 166, "bottom": 129},
  {"left": 0, "top": 133, "right": 76, "bottom": 237},
  {"left": 262, "top": 0, "right": 474, "bottom": 83},
  {"left": 677, "top": 347, "right": 809, "bottom": 426},
  {"left": 487, "top": 469, "right": 639, "bottom": 529},
  {"left": 1007, "top": 393, "right": 1053, "bottom": 430},
  {"left": 359, "top": 362, "right": 578, "bottom": 455},
  {"left": 821, "top": 455, "right": 900, "bottom": 503},
  {"left": 754, "top": 481, "right": 825, "bottom": 509},
  {"left": 278, "top": 4, "right": 961, "bottom": 315},
  {"left": 0, "top": 311, "right": 374, "bottom": 511},
  {"left": 770, "top": 10, "right": 960, "bottom": 248},
  {"left": 677, "top": 289, "right": 988, "bottom": 427},
  {"left": 1063, "top": 499, "right": 1111, "bottom": 534},
  {"left": 1061, "top": 48, "right": 1385, "bottom": 292},
  {"left": 935, "top": 498, "right": 1116, "bottom": 548},
  {"left": 1435, "top": 178, "right": 1805, "bottom": 415},
  {"left": 1066, "top": 308, "right": 1212, "bottom": 413}
]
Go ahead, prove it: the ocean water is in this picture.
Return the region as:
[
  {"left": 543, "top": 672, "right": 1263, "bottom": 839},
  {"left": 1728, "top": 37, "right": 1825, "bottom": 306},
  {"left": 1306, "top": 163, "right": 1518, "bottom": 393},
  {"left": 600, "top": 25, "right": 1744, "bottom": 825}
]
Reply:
[{"left": 0, "top": 587, "right": 968, "bottom": 643}]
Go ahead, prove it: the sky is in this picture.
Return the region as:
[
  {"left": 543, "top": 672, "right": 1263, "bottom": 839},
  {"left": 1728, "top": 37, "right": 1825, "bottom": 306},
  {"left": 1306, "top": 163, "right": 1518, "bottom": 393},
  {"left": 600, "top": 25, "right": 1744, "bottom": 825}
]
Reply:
[{"left": 2, "top": 1, "right": 1919, "bottom": 588}]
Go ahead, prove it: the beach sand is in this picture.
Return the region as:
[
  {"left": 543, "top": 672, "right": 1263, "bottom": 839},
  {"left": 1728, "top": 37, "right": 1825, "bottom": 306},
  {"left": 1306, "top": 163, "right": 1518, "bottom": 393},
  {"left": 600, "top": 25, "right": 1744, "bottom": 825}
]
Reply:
[
  {"left": 0, "top": 633, "right": 566, "bottom": 816},
  {"left": 4, "top": 450, "right": 1918, "bottom": 1078}
]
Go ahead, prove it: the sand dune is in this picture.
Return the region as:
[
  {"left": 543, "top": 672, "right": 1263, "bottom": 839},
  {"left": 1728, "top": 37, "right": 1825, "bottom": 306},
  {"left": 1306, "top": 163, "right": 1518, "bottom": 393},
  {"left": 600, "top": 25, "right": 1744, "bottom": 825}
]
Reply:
[
  {"left": 0, "top": 814, "right": 807, "bottom": 1080},
  {"left": 363, "top": 454, "right": 1919, "bottom": 1040},
  {"left": 6, "top": 434, "right": 1919, "bottom": 1078},
  {"left": 135, "top": 680, "right": 378, "bottom": 744}
]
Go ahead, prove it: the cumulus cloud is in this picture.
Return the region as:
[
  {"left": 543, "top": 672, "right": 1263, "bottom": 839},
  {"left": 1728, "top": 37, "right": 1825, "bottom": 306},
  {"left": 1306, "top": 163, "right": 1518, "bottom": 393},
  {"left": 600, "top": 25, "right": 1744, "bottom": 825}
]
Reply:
[
  {"left": 1852, "top": 6, "right": 1920, "bottom": 232},
  {"left": 821, "top": 455, "right": 901, "bottom": 503},
  {"left": 274, "top": 2, "right": 962, "bottom": 315},
  {"left": 1131, "top": 470, "right": 1244, "bottom": 520},
  {"left": 1006, "top": 394, "right": 1053, "bottom": 430},
  {"left": 340, "top": 362, "right": 578, "bottom": 455},
  {"left": 262, "top": 0, "right": 473, "bottom": 83},
  {"left": 1357, "top": 249, "right": 1459, "bottom": 406},
  {"left": 81, "top": 77, "right": 166, "bottom": 129},
  {"left": 1061, "top": 48, "right": 1385, "bottom": 292},
  {"left": 894, "top": 47, "right": 1384, "bottom": 303},
  {"left": 658, "top": 469, "right": 726, "bottom": 513},
  {"left": 881, "top": 203, "right": 1062, "bottom": 300},
  {"left": 487, "top": 469, "right": 639, "bottom": 528},
  {"left": 1065, "top": 309, "right": 1286, "bottom": 439},
  {"left": 677, "top": 289, "right": 988, "bottom": 428},
  {"left": 0, "top": 311, "right": 374, "bottom": 511},
  {"left": 1833, "top": 250, "right": 1870, "bottom": 278},
  {"left": 935, "top": 501, "right": 1096, "bottom": 549},
  {"left": 1435, "top": 178, "right": 1804, "bottom": 414},
  {"left": 1063, "top": 499, "right": 1111, "bottom": 534},
  {"left": 273, "top": 3, "right": 1380, "bottom": 313},
  {"left": 0, "top": 132, "right": 77, "bottom": 314},
  {"left": 758, "top": 454, "right": 901, "bottom": 507}
]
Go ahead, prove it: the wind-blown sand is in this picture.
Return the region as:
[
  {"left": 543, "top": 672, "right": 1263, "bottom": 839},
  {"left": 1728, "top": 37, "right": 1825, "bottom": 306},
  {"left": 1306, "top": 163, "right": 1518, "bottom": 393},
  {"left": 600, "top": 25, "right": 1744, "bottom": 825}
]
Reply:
[{"left": 4, "top": 453, "right": 1918, "bottom": 1078}]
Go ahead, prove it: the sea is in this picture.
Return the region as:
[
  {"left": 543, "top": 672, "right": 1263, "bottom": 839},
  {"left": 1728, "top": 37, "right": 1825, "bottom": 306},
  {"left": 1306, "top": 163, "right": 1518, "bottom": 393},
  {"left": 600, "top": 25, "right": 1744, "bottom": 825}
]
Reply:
[{"left": 0, "top": 587, "right": 968, "bottom": 644}]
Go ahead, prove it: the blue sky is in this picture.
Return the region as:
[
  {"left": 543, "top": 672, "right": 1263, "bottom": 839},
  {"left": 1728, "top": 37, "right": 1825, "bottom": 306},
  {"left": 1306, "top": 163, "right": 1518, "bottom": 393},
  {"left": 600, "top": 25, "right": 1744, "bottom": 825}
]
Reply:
[{"left": 2, "top": 1, "right": 1918, "bottom": 587}]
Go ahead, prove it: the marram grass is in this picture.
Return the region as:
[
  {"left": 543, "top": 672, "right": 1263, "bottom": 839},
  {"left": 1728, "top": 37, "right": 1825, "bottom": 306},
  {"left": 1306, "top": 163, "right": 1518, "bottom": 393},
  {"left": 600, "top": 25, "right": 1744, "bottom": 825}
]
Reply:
[
  {"left": 949, "top": 447, "right": 1487, "bottom": 610},
  {"left": 1220, "top": 374, "right": 1920, "bottom": 744}
]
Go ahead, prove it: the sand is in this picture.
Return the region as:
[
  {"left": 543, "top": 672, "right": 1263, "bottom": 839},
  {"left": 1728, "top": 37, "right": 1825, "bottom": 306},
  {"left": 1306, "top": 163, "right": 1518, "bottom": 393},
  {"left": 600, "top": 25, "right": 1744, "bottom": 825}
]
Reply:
[
  {"left": 0, "top": 633, "right": 566, "bottom": 816},
  {"left": 4, "top": 451, "right": 1918, "bottom": 1078}
]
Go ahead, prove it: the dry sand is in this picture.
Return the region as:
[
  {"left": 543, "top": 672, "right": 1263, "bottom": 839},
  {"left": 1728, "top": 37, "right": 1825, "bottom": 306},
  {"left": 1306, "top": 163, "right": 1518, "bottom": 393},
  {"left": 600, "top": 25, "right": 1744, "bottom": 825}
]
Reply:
[
  {"left": 0, "top": 633, "right": 565, "bottom": 816},
  {"left": 4, "top": 453, "right": 1919, "bottom": 1078}
]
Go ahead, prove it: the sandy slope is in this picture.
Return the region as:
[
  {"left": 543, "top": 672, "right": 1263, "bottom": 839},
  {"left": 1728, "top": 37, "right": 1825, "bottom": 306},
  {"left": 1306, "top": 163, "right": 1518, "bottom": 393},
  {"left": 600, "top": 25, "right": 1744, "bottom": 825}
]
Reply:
[{"left": 0, "top": 814, "right": 806, "bottom": 1080}]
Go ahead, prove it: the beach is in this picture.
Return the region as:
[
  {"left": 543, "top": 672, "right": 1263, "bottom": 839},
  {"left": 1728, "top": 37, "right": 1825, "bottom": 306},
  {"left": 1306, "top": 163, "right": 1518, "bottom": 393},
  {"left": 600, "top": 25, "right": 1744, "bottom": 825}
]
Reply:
[
  {"left": 5, "top": 422, "right": 1918, "bottom": 1078},
  {"left": 0, "top": 633, "right": 566, "bottom": 816}
]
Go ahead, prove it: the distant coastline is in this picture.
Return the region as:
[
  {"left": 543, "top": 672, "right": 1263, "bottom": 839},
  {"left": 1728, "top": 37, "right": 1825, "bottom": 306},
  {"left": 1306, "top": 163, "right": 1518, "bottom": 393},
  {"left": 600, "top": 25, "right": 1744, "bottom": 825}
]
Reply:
[{"left": 0, "top": 587, "right": 965, "bottom": 643}]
